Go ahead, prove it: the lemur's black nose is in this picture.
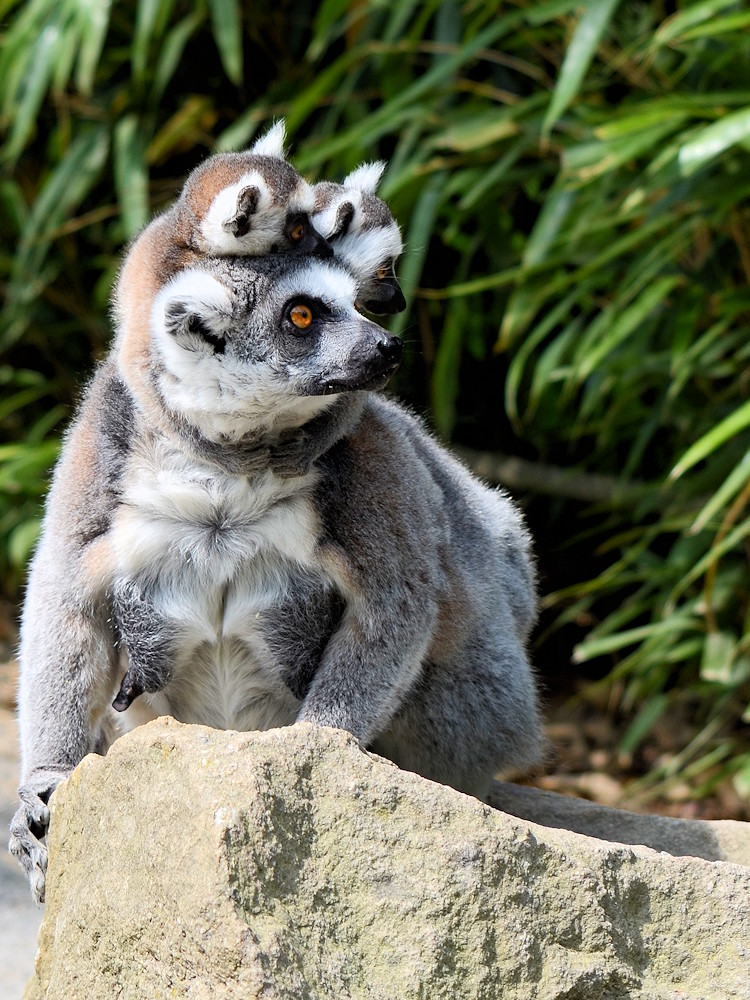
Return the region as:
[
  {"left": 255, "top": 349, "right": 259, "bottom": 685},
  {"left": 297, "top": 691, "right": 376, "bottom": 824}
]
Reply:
[{"left": 376, "top": 336, "right": 403, "bottom": 365}]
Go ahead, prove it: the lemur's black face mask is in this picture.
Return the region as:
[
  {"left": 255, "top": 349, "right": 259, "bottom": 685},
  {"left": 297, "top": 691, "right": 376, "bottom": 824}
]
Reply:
[
  {"left": 361, "top": 261, "right": 406, "bottom": 315},
  {"left": 284, "top": 213, "right": 334, "bottom": 259}
]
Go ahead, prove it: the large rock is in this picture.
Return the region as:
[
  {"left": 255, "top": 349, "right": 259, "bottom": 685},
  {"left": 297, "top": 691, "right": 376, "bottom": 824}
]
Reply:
[{"left": 25, "top": 719, "right": 750, "bottom": 999}]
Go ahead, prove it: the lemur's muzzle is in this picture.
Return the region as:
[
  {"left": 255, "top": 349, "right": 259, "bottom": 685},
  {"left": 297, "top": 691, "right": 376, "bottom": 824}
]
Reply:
[
  {"left": 315, "top": 325, "right": 403, "bottom": 395},
  {"left": 285, "top": 213, "right": 335, "bottom": 259},
  {"left": 305, "top": 229, "right": 335, "bottom": 259},
  {"left": 361, "top": 277, "right": 407, "bottom": 315}
]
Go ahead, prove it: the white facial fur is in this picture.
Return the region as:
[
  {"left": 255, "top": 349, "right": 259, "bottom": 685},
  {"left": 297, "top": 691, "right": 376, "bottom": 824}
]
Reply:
[
  {"left": 332, "top": 220, "right": 403, "bottom": 281},
  {"left": 150, "top": 266, "right": 343, "bottom": 441},
  {"left": 313, "top": 162, "right": 403, "bottom": 290},
  {"left": 314, "top": 187, "right": 403, "bottom": 279},
  {"left": 273, "top": 259, "right": 358, "bottom": 312}
]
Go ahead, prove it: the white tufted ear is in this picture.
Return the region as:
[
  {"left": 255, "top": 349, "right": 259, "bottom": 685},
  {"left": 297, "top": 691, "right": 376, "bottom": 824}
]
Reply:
[
  {"left": 343, "top": 161, "right": 386, "bottom": 193},
  {"left": 153, "top": 270, "right": 232, "bottom": 355},
  {"left": 250, "top": 120, "right": 287, "bottom": 158}
]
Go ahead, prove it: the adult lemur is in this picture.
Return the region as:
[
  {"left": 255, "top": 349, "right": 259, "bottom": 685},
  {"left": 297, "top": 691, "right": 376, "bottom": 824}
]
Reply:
[{"left": 10, "top": 183, "right": 542, "bottom": 909}]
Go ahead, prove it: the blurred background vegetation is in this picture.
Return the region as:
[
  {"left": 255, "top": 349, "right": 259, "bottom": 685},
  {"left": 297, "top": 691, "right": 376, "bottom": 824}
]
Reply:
[{"left": 1, "top": 0, "right": 749, "bottom": 809}]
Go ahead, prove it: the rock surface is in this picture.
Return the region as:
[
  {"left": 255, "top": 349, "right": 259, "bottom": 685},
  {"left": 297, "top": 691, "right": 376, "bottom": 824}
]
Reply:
[{"left": 26, "top": 719, "right": 750, "bottom": 1000}]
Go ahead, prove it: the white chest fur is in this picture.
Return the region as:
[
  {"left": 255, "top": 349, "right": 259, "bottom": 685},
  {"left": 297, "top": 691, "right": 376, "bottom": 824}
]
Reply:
[{"left": 109, "top": 435, "right": 324, "bottom": 729}]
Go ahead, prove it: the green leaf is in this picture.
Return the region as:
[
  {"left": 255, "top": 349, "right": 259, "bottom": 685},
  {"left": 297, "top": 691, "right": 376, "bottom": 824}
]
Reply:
[
  {"left": 74, "top": 0, "right": 111, "bottom": 95},
  {"left": 431, "top": 298, "right": 465, "bottom": 439},
  {"left": 504, "top": 286, "right": 581, "bottom": 425},
  {"left": 652, "top": 0, "right": 742, "bottom": 46},
  {"left": 527, "top": 315, "right": 582, "bottom": 418},
  {"left": 0, "top": 178, "right": 28, "bottom": 232},
  {"left": 0, "top": 440, "right": 60, "bottom": 492},
  {"left": 152, "top": 10, "right": 203, "bottom": 103},
  {"left": 0, "top": 385, "right": 49, "bottom": 422},
  {"left": 434, "top": 111, "right": 519, "bottom": 153},
  {"left": 619, "top": 694, "right": 669, "bottom": 755},
  {"left": 294, "top": 12, "right": 526, "bottom": 168},
  {"left": 542, "top": 0, "right": 622, "bottom": 137},
  {"left": 458, "top": 135, "right": 531, "bottom": 211},
  {"left": 113, "top": 115, "right": 150, "bottom": 239},
  {"left": 132, "top": 0, "right": 164, "bottom": 83},
  {"left": 679, "top": 107, "right": 750, "bottom": 176},
  {"left": 574, "top": 276, "right": 681, "bottom": 384},
  {"left": 308, "top": 0, "right": 357, "bottom": 58},
  {"left": 389, "top": 172, "right": 446, "bottom": 340},
  {"left": 733, "top": 758, "right": 750, "bottom": 797},
  {"left": 671, "top": 400, "right": 750, "bottom": 479},
  {"left": 565, "top": 121, "right": 687, "bottom": 180},
  {"left": 1, "top": 17, "right": 62, "bottom": 164},
  {"left": 3, "top": 125, "right": 110, "bottom": 340},
  {"left": 677, "top": 11, "right": 750, "bottom": 41},
  {"left": 525, "top": 0, "right": 588, "bottom": 26},
  {"left": 700, "top": 631, "right": 737, "bottom": 684},
  {"left": 573, "top": 616, "right": 700, "bottom": 662},
  {"left": 8, "top": 517, "right": 41, "bottom": 569},
  {"left": 691, "top": 450, "right": 750, "bottom": 534},
  {"left": 523, "top": 186, "right": 574, "bottom": 268},
  {"left": 207, "top": 0, "right": 243, "bottom": 85},
  {"left": 669, "top": 518, "right": 750, "bottom": 604},
  {"left": 146, "top": 95, "right": 214, "bottom": 164}
]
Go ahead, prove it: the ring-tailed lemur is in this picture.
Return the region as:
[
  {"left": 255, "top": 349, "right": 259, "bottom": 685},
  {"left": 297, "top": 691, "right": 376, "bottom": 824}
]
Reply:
[
  {"left": 114, "top": 120, "right": 332, "bottom": 473},
  {"left": 10, "top": 247, "right": 543, "bottom": 903},
  {"left": 313, "top": 162, "right": 406, "bottom": 315},
  {"left": 115, "top": 129, "right": 404, "bottom": 480}
]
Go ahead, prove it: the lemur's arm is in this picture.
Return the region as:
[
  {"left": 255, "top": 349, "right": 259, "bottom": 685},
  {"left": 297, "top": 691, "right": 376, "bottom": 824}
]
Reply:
[
  {"left": 269, "top": 395, "right": 366, "bottom": 479},
  {"left": 9, "top": 365, "right": 128, "bottom": 901},
  {"left": 296, "top": 405, "right": 442, "bottom": 743},
  {"left": 10, "top": 551, "right": 118, "bottom": 901}
]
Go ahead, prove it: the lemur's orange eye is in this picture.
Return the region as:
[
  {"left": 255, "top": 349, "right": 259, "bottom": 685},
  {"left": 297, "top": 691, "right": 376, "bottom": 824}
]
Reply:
[
  {"left": 376, "top": 264, "right": 389, "bottom": 280},
  {"left": 291, "top": 223, "right": 305, "bottom": 241},
  {"left": 290, "top": 304, "right": 313, "bottom": 329}
]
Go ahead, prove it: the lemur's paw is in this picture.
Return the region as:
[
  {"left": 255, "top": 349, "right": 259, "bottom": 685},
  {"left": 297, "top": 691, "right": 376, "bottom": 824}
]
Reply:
[
  {"left": 112, "top": 671, "right": 145, "bottom": 712},
  {"left": 8, "top": 770, "right": 66, "bottom": 904}
]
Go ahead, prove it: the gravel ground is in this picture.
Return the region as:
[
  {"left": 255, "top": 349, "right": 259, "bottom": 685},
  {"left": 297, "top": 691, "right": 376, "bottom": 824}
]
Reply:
[{"left": 0, "top": 659, "right": 43, "bottom": 1000}]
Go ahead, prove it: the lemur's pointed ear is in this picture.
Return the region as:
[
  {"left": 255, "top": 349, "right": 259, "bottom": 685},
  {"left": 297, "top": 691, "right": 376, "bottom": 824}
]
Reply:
[
  {"left": 329, "top": 200, "right": 355, "bottom": 239},
  {"left": 158, "top": 272, "right": 231, "bottom": 356},
  {"left": 223, "top": 185, "right": 260, "bottom": 237},
  {"left": 343, "top": 161, "right": 386, "bottom": 193},
  {"left": 250, "top": 120, "right": 286, "bottom": 158},
  {"left": 164, "top": 300, "right": 227, "bottom": 356}
]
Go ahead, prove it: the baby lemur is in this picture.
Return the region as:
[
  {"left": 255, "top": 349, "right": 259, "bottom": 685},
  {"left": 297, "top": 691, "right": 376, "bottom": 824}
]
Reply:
[{"left": 312, "top": 161, "right": 406, "bottom": 316}]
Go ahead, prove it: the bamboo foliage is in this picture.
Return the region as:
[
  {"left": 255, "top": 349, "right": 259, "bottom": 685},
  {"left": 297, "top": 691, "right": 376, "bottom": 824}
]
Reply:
[{"left": 0, "top": 0, "right": 749, "bottom": 798}]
